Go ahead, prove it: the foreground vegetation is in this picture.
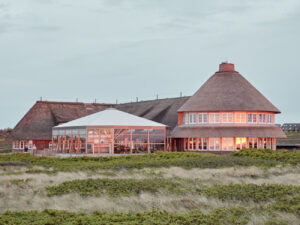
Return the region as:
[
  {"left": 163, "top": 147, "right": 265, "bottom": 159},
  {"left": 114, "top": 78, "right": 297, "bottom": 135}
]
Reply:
[
  {"left": 1, "top": 149, "right": 300, "bottom": 173},
  {"left": 1, "top": 149, "right": 300, "bottom": 224},
  {"left": 0, "top": 208, "right": 251, "bottom": 225}
]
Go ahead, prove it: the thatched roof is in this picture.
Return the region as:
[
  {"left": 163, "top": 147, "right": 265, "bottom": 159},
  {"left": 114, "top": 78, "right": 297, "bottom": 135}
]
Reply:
[
  {"left": 12, "top": 97, "right": 189, "bottom": 140},
  {"left": 172, "top": 125, "right": 286, "bottom": 138},
  {"left": 11, "top": 101, "right": 111, "bottom": 140},
  {"left": 178, "top": 63, "right": 280, "bottom": 113}
]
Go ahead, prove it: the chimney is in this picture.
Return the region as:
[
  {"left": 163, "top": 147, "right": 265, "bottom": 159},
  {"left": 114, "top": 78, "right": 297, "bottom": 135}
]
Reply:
[{"left": 219, "top": 62, "right": 235, "bottom": 72}]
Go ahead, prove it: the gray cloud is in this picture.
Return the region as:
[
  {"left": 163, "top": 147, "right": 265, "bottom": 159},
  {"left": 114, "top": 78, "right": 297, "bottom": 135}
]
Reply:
[{"left": 0, "top": 0, "right": 299, "bottom": 128}]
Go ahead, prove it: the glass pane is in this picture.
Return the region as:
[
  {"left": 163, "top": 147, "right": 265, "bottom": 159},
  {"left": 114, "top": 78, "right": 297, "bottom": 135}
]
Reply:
[
  {"left": 203, "top": 114, "right": 208, "bottom": 123},
  {"left": 215, "top": 113, "right": 220, "bottom": 123},
  {"left": 199, "top": 114, "right": 203, "bottom": 123}
]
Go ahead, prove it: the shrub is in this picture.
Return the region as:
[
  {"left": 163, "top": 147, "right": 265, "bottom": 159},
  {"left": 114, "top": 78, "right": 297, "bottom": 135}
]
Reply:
[
  {"left": 0, "top": 207, "right": 249, "bottom": 225},
  {"left": 46, "top": 178, "right": 184, "bottom": 197},
  {"left": 0, "top": 152, "right": 280, "bottom": 172},
  {"left": 199, "top": 183, "right": 300, "bottom": 202},
  {"left": 231, "top": 149, "right": 300, "bottom": 165}
]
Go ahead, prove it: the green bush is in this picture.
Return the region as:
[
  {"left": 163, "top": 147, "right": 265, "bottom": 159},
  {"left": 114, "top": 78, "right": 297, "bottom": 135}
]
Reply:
[
  {"left": 200, "top": 183, "right": 300, "bottom": 202},
  {"left": 0, "top": 207, "right": 249, "bottom": 225},
  {"left": 46, "top": 178, "right": 184, "bottom": 197},
  {"left": 0, "top": 152, "right": 280, "bottom": 172},
  {"left": 231, "top": 149, "right": 300, "bottom": 165}
]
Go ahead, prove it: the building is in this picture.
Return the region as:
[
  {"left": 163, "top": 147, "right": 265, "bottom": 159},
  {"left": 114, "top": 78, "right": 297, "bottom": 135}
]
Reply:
[
  {"left": 171, "top": 62, "right": 286, "bottom": 152},
  {"left": 11, "top": 62, "right": 286, "bottom": 153},
  {"left": 51, "top": 108, "right": 166, "bottom": 154},
  {"left": 11, "top": 98, "right": 187, "bottom": 152},
  {"left": 281, "top": 123, "right": 300, "bottom": 132}
]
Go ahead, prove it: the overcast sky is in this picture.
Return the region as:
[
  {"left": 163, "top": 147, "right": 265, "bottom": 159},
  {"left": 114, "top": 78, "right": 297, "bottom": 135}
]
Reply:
[{"left": 0, "top": 0, "right": 300, "bottom": 128}]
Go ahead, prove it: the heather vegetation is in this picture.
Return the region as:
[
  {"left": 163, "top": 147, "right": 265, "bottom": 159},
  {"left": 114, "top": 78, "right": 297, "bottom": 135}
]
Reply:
[
  {"left": 1, "top": 149, "right": 299, "bottom": 172},
  {"left": 1, "top": 149, "right": 300, "bottom": 224}
]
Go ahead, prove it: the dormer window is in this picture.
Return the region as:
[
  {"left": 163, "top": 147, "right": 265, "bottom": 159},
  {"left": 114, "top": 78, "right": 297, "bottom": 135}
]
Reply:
[
  {"left": 199, "top": 113, "right": 208, "bottom": 123},
  {"left": 222, "top": 113, "right": 233, "bottom": 123},
  {"left": 189, "top": 113, "right": 197, "bottom": 124},
  {"left": 235, "top": 112, "right": 246, "bottom": 123},
  {"left": 209, "top": 113, "right": 220, "bottom": 123}
]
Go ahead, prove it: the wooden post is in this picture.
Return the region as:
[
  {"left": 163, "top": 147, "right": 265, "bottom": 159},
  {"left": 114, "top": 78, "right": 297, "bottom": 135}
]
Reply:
[
  {"left": 147, "top": 129, "right": 150, "bottom": 153},
  {"left": 112, "top": 129, "right": 115, "bottom": 155},
  {"left": 130, "top": 129, "right": 133, "bottom": 154},
  {"left": 164, "top": 128, "right": 166, "bottom": 151}
]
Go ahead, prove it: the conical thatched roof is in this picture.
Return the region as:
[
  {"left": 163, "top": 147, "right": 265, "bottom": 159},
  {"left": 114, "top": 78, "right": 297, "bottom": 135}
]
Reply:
[{"left": 178, "top": 63, "right": 280, "bottom": 113}]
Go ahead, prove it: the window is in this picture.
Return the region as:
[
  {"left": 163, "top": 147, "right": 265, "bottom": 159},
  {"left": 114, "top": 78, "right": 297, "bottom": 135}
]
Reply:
[
  {"left": 185, "top": 137, "right": 207, "bottom": 151},
  {"left": 248, "top": 114, "right": 252, "bottom": 123},
  {"left": 235, "top": 112, "right": 246, "bottom": 123},
  {"left": 189, "top": 113, "right": 197, "bottom": 124},
  {"left": 188, "top": 138, "right": 193, "bottom": 150},
  {"left": 222, "top": 113, "right": 233, "bottom": 123},
  {"left": 222, "top": 138, "right": 234, "bottom": 150},
  {"left": 253, "top": 114, "right": 257, "bottom": 123},
  {"left": 197, "top": 138, "right": 207, "bottom": 150},
  {"left": 184, "top": 113, "right": 188, "bottom": 124},
  {"left": 249, "top": 138, "right": 257, "bottom": 149},
  {"left": 247, "top": 113, "right": 257, "bottom": 123},
  {"left": 267, "top": 114, "right": 272, "bottom": 124},
  {"left": 209, "top": 113, "right": 220, "bottom": 123},
  {"left": 235, "top": 137, "right": 247, "bottom": 150},
  {"left": 209, "top": 138, "right": 220, "bottom": 150},
  {"left": 259, "top": 114, "right": 266, "bottom": 124},
  {"left": 198, "top": 113, "right": 208, "bottom": 123}
]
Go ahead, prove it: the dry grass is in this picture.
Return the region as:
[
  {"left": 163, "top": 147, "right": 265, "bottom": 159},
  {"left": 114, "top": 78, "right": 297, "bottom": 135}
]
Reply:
[
  {"left": 156, "top": 166, "right": 300, "bottom": 185},
  {"left": 0, "top": 165, "right": 300, "bottom": 225}
]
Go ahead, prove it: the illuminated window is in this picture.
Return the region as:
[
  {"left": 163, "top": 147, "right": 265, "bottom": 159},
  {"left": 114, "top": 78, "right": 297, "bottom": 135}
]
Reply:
[
  {"left": 222, "top": 113, "right": 233, "bottom": 123},
  {"left": 249, "top": 138, "right": 257, "bottom": 149},
  {"left": 209, "top": 138, "right": 220, "bottom": 150},
  {"left": 188, "top": 138, "right": 193, "bottom": 150},
  {"left": 197, "top": 137, "right": 207, "bottom": 150},
  {"left": 235, "top": 137, "right": 247, "bottom": 150},
  {"left": 235, "top": 112, "right": 246, "bottom": 123},
  {"left": 222, "top": 138, "right": 234, "bottom": 150}
]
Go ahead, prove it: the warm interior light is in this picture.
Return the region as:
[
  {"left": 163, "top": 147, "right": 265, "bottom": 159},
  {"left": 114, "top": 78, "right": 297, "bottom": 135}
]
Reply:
[{"left": 236, "top": 137, "right": 246, "bottom": 145}]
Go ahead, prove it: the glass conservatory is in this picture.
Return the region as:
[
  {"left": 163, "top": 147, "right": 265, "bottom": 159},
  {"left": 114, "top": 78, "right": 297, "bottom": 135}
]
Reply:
[{"left": 51, "top": 108, "right": 166, "bottom": 154}]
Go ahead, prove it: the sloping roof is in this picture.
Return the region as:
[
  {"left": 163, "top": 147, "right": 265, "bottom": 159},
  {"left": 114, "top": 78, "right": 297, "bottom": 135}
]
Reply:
[
  {"left": 11, "top": 101, "right": 111, "bottom": 140},
  {"left": 55, "top": 108, "right": 166, "bottom": 128},
  {"left": 178, "top": 63, "right": 280, "bottom": 113},
  {"left": 172, "top": 125, "right": 286, "bottom": 138},
  {"left": 11, "top": 97, "right": 189, "bottom": 140},
  {"left": 116, "top": 97, "right": 189, "bottom": 128}
]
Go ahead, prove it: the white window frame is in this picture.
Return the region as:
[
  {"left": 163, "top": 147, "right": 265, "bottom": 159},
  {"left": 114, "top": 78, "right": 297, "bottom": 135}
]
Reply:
[
  {"left": 198, "top": 113, "right": 208, "bottom": 124},
  {"left": 184, "top": 113, "right": 189, "bottom": 124},
  {"left": 221, "top": 113, "right": 233, "bottom": 123},
  {"left": 247, "top": 113, "right": 257, "bottom": 124},
  {"left": 222, "top": 137, "right": 234, "bottom": 150},
  {"left": 235, "top": 112, "right": 246, "bottom": 123},
  {"left": 189, "top": 113, "right": 197, "bottom": 124},
  {"left": 209, "top": 138, "right": 220, "bottom": 151},
  {"left": 209, "top": 113, "right": 220, "bottom": 123},
  {"left": 259, "top": 113, "right": 266, "bottom": 124}
]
